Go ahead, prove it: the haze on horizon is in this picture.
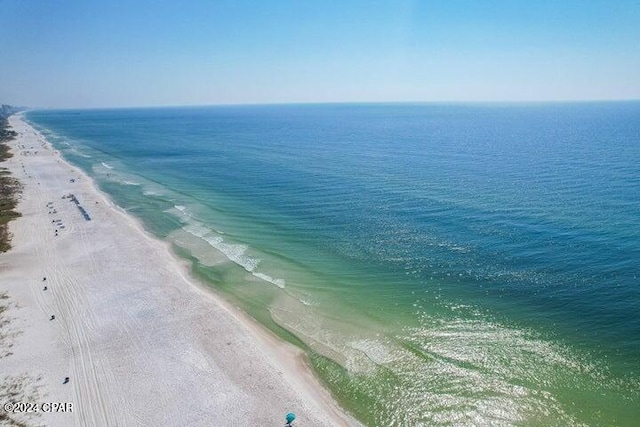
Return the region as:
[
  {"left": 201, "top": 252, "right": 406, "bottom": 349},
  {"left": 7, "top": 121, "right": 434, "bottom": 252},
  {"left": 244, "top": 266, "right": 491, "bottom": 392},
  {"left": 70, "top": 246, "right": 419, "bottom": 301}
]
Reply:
[{"left": 1, "top": 0, "right": 639, "bottom": 109}]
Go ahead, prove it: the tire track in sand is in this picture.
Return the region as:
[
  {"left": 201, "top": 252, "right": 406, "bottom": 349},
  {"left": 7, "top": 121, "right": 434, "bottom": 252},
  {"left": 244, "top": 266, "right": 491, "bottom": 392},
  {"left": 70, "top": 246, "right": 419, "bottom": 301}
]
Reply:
[{"left": 21, "top": 140, "right": 125, "bottom": 427}]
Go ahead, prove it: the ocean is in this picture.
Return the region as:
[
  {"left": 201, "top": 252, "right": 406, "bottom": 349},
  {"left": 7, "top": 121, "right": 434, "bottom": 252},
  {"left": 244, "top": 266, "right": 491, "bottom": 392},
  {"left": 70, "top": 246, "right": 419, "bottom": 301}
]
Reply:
[{"left": 27, "top": 102, "right": 640, "bottom": 426}]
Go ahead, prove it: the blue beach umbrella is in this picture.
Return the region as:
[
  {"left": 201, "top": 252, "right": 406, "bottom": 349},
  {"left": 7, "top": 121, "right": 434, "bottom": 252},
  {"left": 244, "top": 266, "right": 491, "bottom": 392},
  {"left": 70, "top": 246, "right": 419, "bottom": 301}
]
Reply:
[{"left": 286, "top": 412, "right": 296, "bottom": 424}]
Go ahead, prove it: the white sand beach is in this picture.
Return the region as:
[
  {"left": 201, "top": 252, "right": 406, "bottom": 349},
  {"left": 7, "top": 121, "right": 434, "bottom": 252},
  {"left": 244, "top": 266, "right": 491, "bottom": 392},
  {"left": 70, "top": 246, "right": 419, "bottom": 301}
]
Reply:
[{"left": 0, "top": 115, "right": 355, "bottom": 427}]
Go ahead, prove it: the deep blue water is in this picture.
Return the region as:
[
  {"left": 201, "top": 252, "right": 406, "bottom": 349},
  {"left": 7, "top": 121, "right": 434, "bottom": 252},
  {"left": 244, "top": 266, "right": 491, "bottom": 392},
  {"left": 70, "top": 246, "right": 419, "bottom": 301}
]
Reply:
[{"left": 27, "top": 102, "right": 640, "bottom": 425}]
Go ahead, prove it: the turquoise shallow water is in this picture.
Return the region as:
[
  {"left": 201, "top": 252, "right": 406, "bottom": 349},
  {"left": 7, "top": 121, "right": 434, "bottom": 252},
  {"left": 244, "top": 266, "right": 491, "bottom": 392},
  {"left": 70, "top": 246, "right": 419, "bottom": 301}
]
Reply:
[{"left": 27, "top": 103, "right": 640, "bottom": 426}]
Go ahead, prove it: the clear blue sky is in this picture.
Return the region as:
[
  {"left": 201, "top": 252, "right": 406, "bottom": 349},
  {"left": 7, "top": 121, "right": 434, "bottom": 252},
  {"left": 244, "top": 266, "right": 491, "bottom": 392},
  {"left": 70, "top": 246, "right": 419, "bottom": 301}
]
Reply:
[{"left": 1, "top": 0, "right": 639, "bottom": 108}]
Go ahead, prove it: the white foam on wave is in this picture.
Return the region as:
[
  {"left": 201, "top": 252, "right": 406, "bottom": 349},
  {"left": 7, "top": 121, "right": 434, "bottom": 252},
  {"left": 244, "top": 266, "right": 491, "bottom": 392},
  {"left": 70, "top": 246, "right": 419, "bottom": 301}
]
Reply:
[
  {"left": 252, "top": 272, "right": 286, "bottom": 288},
  {"left": 69, "top": 147, "right": 92, "bottom": 158},
  {"left": 298, "top": 297, "right": 314, "bottom": 306},
  {"left": 181, "top": 221, "right": 286, "bottom": 288},
  {"left": 183, "top": 223, "right": 260, "bottom": 273},
  {"left": 121, "top": 180, "right": 141, "bottom": 186},
  {"left": 166, "top": 205, "right": 192, "bottom": 222},
  {"left": 101, "top": 162, "right": 114, "bottom": 169}
]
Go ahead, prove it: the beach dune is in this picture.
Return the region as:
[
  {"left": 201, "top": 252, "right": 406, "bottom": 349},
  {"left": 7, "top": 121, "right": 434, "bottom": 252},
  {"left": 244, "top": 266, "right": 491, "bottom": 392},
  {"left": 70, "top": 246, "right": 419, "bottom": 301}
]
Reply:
[{"left": 0, "top": 115, "right": 353, "bottom": 426}]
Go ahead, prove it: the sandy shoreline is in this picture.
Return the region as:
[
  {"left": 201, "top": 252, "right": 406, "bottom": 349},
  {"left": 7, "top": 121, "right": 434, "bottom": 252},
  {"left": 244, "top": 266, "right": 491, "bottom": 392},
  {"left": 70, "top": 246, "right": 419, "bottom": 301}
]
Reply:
[{"left": 0, "top": 114, "right": 356, "bottom": 426}]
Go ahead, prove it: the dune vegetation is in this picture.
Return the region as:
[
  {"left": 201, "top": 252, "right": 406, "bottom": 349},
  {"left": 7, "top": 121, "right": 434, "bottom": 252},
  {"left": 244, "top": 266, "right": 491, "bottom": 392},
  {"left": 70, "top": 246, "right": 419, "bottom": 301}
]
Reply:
[{"left": 0, "top": 118, "right": 21, "bottom": 252}]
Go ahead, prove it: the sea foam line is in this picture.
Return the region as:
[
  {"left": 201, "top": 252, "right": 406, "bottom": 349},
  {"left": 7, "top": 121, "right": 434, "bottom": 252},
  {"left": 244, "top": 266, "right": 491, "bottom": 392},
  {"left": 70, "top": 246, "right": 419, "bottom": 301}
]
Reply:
[
  {"left": 252, "top": 272, "right": 286, "bottom": 289},
  {"left": 182, "top": 222, "right": 288, "bottom": 288}
]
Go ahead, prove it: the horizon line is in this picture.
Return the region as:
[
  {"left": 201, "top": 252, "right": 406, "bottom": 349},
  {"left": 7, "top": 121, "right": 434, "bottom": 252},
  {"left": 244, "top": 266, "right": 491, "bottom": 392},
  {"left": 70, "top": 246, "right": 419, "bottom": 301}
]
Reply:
[{"left": 21, "top": 98, "right": 640, "bottom": 112}]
